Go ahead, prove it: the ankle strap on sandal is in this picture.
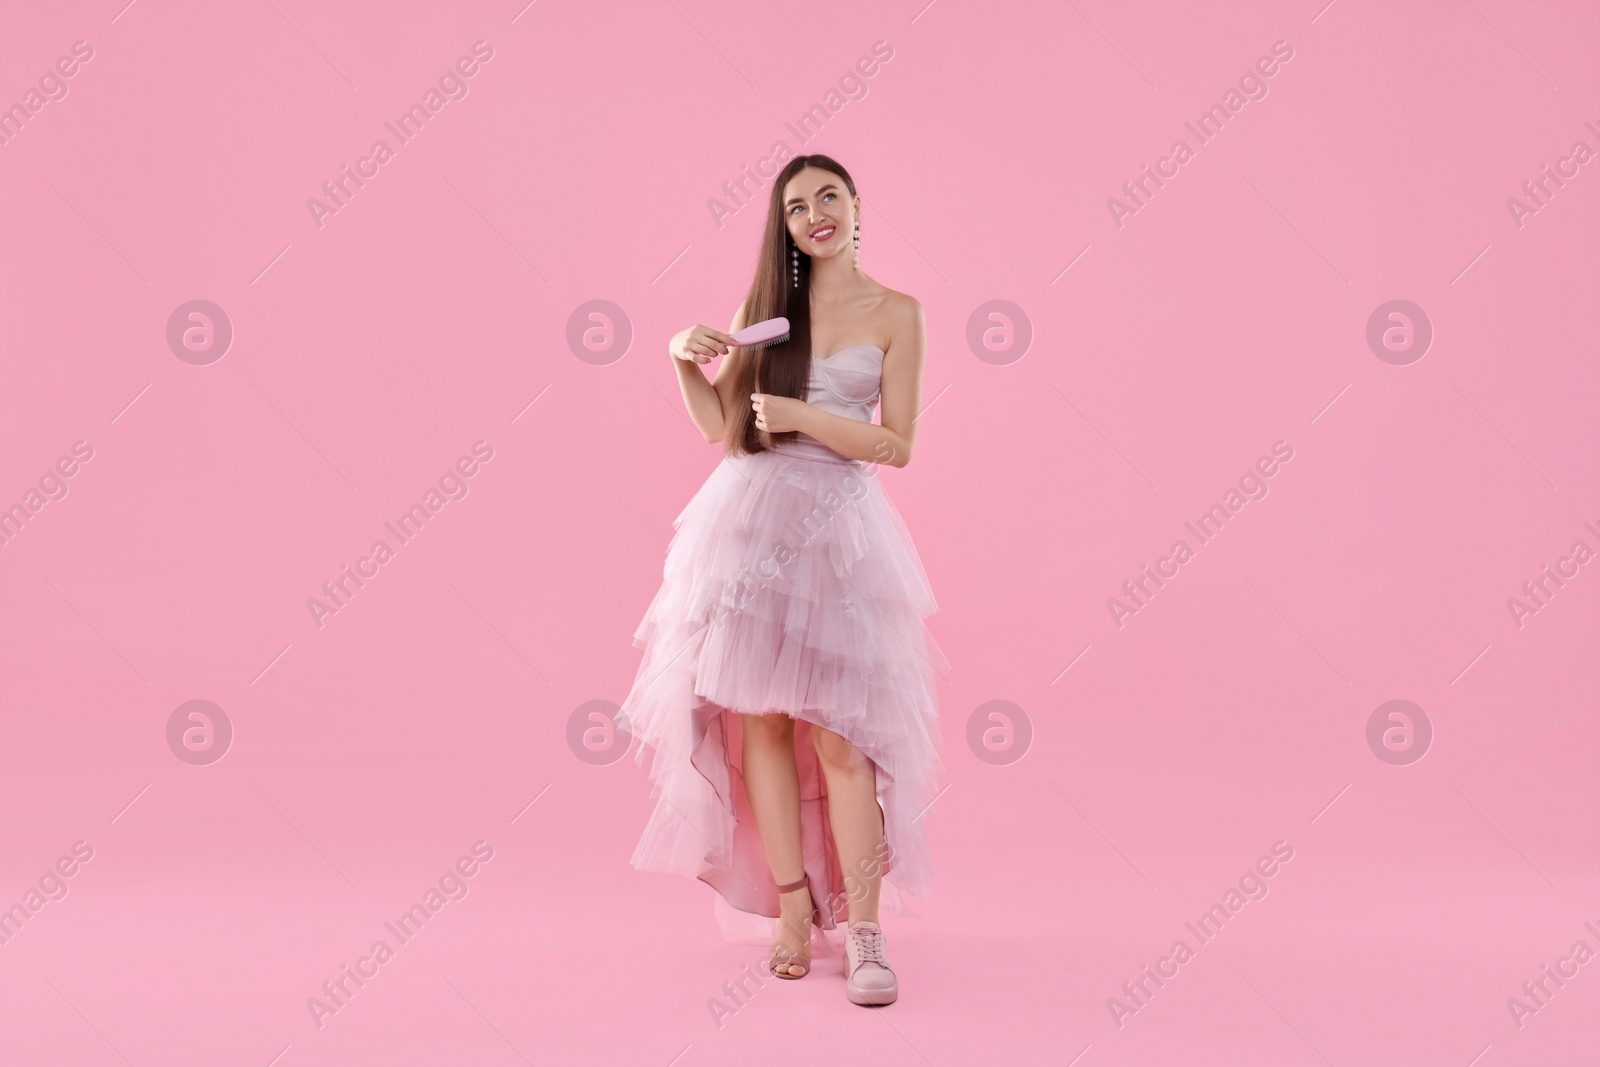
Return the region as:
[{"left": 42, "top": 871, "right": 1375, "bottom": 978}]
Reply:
[{"left": 775, "top": 876, "right": 809, "bottom": 894}]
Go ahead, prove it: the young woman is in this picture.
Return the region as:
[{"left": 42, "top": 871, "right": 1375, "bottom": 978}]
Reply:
[{"left": 618, "top": 155, "right": 947, "bottom": 1007}]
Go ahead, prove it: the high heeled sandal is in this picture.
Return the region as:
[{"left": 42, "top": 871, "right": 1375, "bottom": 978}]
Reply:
[{"left": 767, "top": 876, "right": 818, "bottom": 980}]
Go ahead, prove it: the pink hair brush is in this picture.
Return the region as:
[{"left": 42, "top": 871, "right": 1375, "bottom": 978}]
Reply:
[{"left": 730, "top": 316, "right": 790, "bottom": 348}]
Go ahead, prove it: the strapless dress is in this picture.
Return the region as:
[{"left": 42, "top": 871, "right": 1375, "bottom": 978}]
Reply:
[{"left": 618, "top": 343, "right": 948, "bottom": 940}]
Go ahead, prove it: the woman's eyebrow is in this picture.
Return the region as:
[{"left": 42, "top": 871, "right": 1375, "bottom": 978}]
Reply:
[{"left": 784, "top": 184, "right": 838, "bottom": 207}]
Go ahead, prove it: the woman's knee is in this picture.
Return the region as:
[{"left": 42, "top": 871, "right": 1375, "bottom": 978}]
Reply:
[
  {"left": 742, "top": 712, "right": 795, "bottom": 745},
  {"left": 811, "top": 725, "right": 866, "bottom": 771}
]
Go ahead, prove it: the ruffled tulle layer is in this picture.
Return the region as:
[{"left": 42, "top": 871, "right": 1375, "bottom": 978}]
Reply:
[{"left": 618, "top": 445, "right": 948, "bottom": 936}]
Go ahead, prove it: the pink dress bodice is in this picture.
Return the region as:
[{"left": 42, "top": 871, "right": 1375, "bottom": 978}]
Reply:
[{"left": 768, "top": 344, "right": 884, "bottom": 463}]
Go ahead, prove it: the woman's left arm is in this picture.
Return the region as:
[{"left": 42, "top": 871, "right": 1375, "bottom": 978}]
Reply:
[{"left": 756, "top": 298, "right": 926, "bottom": 468}]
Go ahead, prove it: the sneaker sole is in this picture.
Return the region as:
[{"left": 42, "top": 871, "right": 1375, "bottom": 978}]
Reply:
[{"left": 846, "top": 983, "right": 898, "bottom": 1006}]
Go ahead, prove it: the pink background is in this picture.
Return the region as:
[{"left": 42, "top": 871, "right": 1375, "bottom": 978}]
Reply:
[{"left": 2, "top": 0, "right": 1597, "bottom": 1064}]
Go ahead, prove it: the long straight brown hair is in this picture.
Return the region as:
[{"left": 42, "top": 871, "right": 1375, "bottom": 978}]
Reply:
[{"left": 721, "top": 154, "right": 857, "bottom": 456}]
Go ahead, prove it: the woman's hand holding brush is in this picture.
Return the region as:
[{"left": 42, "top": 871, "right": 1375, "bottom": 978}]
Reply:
[
  {"left": 669, "top": 324, "right": 737, "bottom": 364},
  {"left": 669, "top": 316, "right": 791, "bottom": 364}
]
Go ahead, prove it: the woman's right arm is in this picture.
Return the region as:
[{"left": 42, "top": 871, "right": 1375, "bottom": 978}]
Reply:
[{"left": 670, "top": 301, "right": 749, "bottom": 443}]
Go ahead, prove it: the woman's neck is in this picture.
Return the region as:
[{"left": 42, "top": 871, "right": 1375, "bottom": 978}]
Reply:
[{"left": 811, "top": 258, "right": 868, "bottom": 306}]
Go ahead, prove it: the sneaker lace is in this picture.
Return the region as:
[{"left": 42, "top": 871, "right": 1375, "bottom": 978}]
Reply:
[{"left": 849, "top": 925, "right": 886, "bottom": 967}]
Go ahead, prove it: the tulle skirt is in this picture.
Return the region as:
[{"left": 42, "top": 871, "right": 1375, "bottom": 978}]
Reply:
[{"left": 618, "top": 442, "right": 948, "bottom": 942}]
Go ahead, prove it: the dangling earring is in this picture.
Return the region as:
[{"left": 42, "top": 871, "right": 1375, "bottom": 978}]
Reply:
[
  {"left": 853, "top": 219, "right": 861, "bottom": 267},
  {"left": 791, "top": 246, "right": 799, "bottom": 289}
]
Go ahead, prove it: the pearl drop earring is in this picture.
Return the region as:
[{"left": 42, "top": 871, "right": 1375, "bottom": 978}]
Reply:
[
  {"left": 853, "top": 219, "right": 860, "bottom": 267},
  {"left": 791, "top": 246, "right": 799, "bottom": 289}
]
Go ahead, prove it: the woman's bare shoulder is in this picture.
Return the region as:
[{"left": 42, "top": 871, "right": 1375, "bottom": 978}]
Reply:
[
  {"left": 885, "top": 287, "right": 919, "bottom": 307},
  {"left": 876, "top": 288, "right": 925, "bottom": 355}
]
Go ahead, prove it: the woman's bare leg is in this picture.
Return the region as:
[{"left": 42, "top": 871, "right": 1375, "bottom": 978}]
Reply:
[
  {"left": 811, "top": 725, "right": 885, "bottom": 924},
  {"left": 741, "top": 712, "right": 813, "bottom": 975}
]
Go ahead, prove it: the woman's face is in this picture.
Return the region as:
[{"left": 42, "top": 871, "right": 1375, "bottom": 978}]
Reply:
[{"left": 783, "top": 167, "right": 856, "bottom": 261}]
